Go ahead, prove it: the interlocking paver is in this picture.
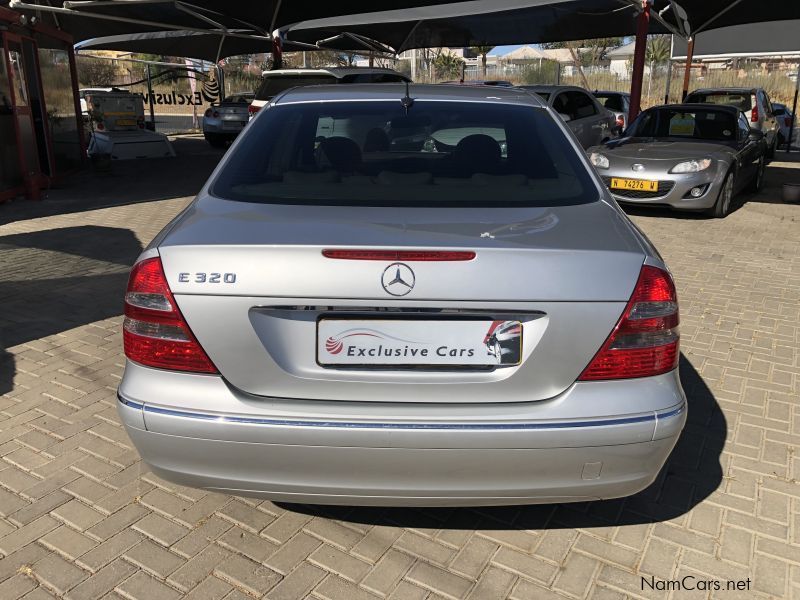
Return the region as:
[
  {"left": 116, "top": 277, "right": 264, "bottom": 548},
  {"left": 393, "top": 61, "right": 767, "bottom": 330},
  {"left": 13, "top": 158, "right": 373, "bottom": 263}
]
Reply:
[{"left": 1, "top": 142, "right": 798, "bottom": 600}]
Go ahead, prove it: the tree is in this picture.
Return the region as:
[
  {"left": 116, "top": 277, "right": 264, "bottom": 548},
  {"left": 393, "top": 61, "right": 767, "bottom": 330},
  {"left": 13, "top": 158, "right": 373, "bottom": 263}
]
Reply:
[
  {"left": 433, "top": 52, "right": 465, "bottom": 81},
  {"left": 541, "top": 37, "right": 623, "bottom": 68},
  {"left": 645, "top": 35, "right": 671, "bottom": 65},
  {"left": 76, "top": 56, "right": 121, "bottom": 87},
  {"left": 471, "top": 45, "right": 493, "bottom": 77}
]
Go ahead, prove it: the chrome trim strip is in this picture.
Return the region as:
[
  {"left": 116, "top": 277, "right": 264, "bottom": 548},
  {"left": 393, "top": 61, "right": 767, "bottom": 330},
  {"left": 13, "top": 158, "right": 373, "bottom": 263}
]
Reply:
[{"left": 119, "top": 394, "right": 682, "bottom": 431}]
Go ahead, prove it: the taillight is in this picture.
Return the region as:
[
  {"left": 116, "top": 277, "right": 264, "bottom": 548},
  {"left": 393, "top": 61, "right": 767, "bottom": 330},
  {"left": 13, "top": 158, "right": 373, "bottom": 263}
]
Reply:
[
  {"left": 96, "top": 121, "right": 105, "bottom": 131},
  {"left": 786, "top": 116, "right": 793, "bottom": 128},
  {"left": 579, "top": 265, "right": 678, "bottom": 381},
  {"left": 248, "top": 104, "right": 260, "bottom": 116},
  {"left": 123, "top": 257, "right": 217, "bottom": 373},
  {"left": 204, "top": 108, "right": 213, "bottom": 117},
  {"left": 137, "top": 116, "right": 145, "bottom": 129},
  {"left": 212, "top": 111, "right": 220, "bottom": 118},
  {"left": 751, "top": 103, "right": 759, "bottom": 123},
  {"left": 615, "top": 114, "right": 625, "bottom": 129}
]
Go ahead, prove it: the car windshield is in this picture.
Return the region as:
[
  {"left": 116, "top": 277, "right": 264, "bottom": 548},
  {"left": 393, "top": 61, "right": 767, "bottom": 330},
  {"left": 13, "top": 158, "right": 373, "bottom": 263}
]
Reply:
[
  {"left": 255, "top": 75, "right": 337, "bottom": 101},
  {"left": 596, "top": 94, "right": 624, "bottom": 112},
  {"left": 211, "top": 100, "right": 597, "bottom": 207},
  {"left": 630, "top": 108, "right": 737, "bottom": 142},
  {"left": 685, "top": 91, "right": 752, "bottom": 112},
  {"left": 222, "top": 94, "right": 253, "bottom": 103}
]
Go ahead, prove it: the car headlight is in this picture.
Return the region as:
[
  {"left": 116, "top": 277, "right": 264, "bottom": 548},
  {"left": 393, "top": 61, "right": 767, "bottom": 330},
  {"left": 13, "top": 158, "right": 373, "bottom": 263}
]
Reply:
[
  {"left": 589, "top": 152, "right": 610, "bottom": 169},
  {"left": 670, "top": 158, "right": 712, "bottom": 174}
]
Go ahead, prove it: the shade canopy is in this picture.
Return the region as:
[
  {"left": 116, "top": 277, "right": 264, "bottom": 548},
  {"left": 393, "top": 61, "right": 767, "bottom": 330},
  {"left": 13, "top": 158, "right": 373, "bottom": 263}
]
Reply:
[
  {"left": 283, "top": 0, "right": 800, "bottom": 52},
  {"left": 72, "top": 29, "right": 381, "bottom": 61},
  {"left": 6, "top": 0, "right": 800, "bottom": 55},
  {"left": 671, "top": 20, "right": 800, "bottom": 59}
]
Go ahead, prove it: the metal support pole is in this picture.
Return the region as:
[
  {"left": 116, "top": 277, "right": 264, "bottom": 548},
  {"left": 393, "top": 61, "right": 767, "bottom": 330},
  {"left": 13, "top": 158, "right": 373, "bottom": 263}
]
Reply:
[
  {"left": 681, "top": 37, "right": 694, "bottom": 100},
  {"left": 271, "top": 33, "right": 283, "bottom": 70},
  {"left": 146, "top": 63, "right": 155, "bottom": 128},
  {"left": 663, "top": 60, "right": 672, "bottom": 105},
  {"left": 216, "top": 64, "right": 225, "bottom": 102},
  {"left": 627, "top": 0, "right": 650, "bottom": 123},
  {"left": 788, "top": 62, "right": 800, "bottom": 154}
]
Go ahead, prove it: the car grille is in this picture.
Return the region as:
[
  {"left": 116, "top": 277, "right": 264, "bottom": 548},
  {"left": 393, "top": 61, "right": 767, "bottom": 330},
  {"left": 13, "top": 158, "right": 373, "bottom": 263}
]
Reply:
[{"left": 602, "top": 178, "right": 675, "bottom": 199}]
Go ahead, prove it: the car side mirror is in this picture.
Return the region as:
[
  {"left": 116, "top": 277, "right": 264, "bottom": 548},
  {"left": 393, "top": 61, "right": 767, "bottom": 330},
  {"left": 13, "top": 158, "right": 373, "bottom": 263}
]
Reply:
[
  {"left": 748, "top": 128, "right": 764, "bottom": 141},
  {"left": 558, "top": 112, "right": 572, "bottom": 122}
]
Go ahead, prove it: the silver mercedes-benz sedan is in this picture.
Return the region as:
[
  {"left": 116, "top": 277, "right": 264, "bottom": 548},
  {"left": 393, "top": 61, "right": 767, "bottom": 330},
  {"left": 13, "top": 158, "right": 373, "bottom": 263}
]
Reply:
[
  {"left": 118, "top": 84, "right": 686, "bottom": 506},
  {"left": 588, "top": 104, "right": 767, "bottom": 218}
]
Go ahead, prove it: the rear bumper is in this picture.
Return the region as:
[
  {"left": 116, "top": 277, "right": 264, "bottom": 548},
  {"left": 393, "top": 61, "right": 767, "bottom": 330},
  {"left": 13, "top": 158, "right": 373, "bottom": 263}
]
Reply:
[{"left": 118, "top": 362, "right": 686, "bottom": 506}]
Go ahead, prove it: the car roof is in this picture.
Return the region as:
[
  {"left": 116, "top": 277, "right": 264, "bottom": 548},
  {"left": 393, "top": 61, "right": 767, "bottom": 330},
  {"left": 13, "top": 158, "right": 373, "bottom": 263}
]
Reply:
[
  {"left": 272, "top": 83, "right": 547, "bottom": 108},
  {"left": 648, "top": 103, "right": 740, "bottom": 115},
  {"left": 517, "top": 85, "right": 587, "bottom": 94},
  {"left": 688, "top": 87, "right": 757, "bottom": 94},
  {"left": 259, "top": 67, "right": 409, "bottom": 79}
]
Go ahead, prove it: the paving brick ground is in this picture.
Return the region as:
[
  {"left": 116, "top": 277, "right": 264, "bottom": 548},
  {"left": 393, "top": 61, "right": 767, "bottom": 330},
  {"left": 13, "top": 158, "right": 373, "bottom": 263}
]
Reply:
[{"left": 1, "top": 140, "right": 798, "bottom": 599}]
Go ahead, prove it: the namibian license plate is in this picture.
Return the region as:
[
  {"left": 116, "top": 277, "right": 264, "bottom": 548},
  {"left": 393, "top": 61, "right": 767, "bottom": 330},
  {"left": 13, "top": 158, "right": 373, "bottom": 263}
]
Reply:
[
  {"left": 222, "top": 121, "right": 244, "bottom": 129},
  {"left": 317, "top": 319, "right": 522, "bottom": 367},
  {"left": 115, "top": 119, "right": 137, "bottom": 127},
  {"left": 611, "top": 178, "right": 659, "bottom": 192}
]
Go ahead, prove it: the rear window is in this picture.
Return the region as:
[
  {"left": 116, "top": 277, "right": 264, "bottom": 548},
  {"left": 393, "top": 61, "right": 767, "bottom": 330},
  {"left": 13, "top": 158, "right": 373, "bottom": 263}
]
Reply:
[
  {"left": 685, "top": 91, "right": 752, "bottom": 112},
  {"left": 631, "top": 108, "right": 737, "bottom": 141},
  {"left": 255, "top": 75, "right": 337, "bottom": 101},
  {"left": 211, "top": 100, "right": 597, "bottom": 207},
  {"left": 596, "top": 94, "right": 625, "bottom": 112}
]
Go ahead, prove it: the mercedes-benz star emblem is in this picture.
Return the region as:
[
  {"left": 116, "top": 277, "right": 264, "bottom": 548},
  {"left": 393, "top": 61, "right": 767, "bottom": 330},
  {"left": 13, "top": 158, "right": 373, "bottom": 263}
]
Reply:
[
  {"left": 381, "top": 263, "right": 415, "bottom": 296},
  {"left": 632, "top": 163, "right": 646, "bottom": 172}
]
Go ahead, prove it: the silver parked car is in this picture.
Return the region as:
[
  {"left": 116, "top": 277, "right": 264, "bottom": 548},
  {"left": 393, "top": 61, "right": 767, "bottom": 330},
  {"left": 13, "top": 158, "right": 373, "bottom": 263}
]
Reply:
[
  {"left": 520, "top": 85, "right": 617, "bottom": 148},
  {"left": 118, "top": 84, "right": 685, "bottom": 506},
  {"left": 588, "top": 104, "right": 767, "bottom": 218},
  {"left": 202, "top": 92, "right": 254, "bottom": 147},
  {"left": 684, "top": 87, "right": 780, "bottom": 159}
]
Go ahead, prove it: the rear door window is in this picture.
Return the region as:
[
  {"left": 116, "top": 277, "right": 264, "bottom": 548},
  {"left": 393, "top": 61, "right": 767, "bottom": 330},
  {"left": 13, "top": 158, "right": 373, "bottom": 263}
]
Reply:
[
  {"left": 686, "top": 91, "right": 752, "bottom": 112},
  {"left": 567, "top": 91, "right": 598, "bottom": 119},
  {"left": 212, "top": 100, "right": 598, "bottom": 207}
]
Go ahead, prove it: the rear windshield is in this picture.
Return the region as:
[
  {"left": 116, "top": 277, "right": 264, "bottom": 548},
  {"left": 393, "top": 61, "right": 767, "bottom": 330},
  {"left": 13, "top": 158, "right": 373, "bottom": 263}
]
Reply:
[
  {"left": 596, "top": 94, "right": 625, "bottom": 112},
  {"left": 210, "top": 100, "right": 597, "bottom": 207},
  {"left": 685, "top": 91, "right": 752, "bottom": 112},
  {"left": 631, "top": 108, "right": 737, "bottom": 141},
  {"left": 255, "top": 75, "right": 337, "bottom": 101}
]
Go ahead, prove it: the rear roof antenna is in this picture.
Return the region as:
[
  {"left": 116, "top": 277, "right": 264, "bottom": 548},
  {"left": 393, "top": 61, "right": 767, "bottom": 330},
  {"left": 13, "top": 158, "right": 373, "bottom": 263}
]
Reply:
[{"left": 401, "top": 80, "right": 414, "bottom": 114}]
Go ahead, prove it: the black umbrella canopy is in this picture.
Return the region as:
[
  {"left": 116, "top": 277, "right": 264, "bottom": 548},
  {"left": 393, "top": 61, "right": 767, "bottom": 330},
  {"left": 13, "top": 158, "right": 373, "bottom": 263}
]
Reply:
[
  {"left": 283, "top": 0, "right": 800, "bottom": 52},
  {"left": 4, "top": 0, "right": 495, "bottom": 42},
  {"left": 72, "top": 29, "right": 378, "bottom": 61}
]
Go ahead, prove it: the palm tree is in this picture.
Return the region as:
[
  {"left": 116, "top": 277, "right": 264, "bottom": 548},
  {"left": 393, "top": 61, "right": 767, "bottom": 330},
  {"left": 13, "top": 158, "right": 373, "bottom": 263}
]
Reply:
[
  {"left": 645, "top": 35, "right": 671, "bottom": 65},
  {"left": 471, "top": 45, "right": 493, "bottom": 77},
  {"left": 433, "top": 52, "right": 465, "bottom": 81}
]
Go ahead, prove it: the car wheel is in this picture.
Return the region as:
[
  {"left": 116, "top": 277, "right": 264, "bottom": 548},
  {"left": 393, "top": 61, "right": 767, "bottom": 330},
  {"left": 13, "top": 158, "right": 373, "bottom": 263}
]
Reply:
[
  {"left": 709, "top": 172, "right": 734, "bottom": 218},
  {"left": 748, "top": 156, "right": 765, "bottom": 193},
  {"left": 204, "top": 134, "right": 226, "bottom": 148},
  {"left": 766, "top": 136, "right": 777, "bottom": 161}
]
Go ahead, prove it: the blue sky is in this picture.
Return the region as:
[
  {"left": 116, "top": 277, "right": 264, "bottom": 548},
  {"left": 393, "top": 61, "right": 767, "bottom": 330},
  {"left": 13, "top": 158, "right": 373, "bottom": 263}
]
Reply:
[{"left": 491, "top": 44, "right": 533, "bottom": 56}]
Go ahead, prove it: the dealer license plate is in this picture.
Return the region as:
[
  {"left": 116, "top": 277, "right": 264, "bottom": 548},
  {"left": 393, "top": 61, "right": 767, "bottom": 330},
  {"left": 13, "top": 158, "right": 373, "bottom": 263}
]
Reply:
[
  {"left": 114, "top": 119, "right": 137, "bottom": 127},
  {"left": 222, "top": 121, "right": 244, "bottom": 129},
  {"left": 317, "top": 319, "right": 522, "bottom": 367},
  {"left": 610, "top": 178, "right": 659, "bottom": 192}
]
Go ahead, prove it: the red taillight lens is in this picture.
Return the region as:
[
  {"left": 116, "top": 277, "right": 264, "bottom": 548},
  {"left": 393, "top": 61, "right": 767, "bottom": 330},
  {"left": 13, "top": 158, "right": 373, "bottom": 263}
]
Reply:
[
  {"left": 579, "top": 265, "right": 679, "bottom": 381},
  {"left": 137, "top": 117, "right": 145, "bottom": 129},
  {"left": 96, "top": 121, "right": 105, "bottom": 131},
  {"left": 751, "top": 103, "right": 759, "bottom": 123},
  {"left": 212, "top": 111, "right": 220, "bottom": 118},
  {"left": 615, "top": 115, "right": 625, "bottom": 128},
  {"left": 248, "top": 104, "right": 260, "bottom": 116},
  {"left": 123, "top": 257, "right": 217, "bottom": 373},
  {"left": 204, "top": 108, "right": 213, "bottom": 117},
  {"left": 322, "top": 249, "right": 476, "bottom": 261}
]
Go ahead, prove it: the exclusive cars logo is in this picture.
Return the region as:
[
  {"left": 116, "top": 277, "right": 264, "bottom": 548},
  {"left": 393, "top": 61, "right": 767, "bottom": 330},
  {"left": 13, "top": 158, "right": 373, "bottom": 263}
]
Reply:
[{"left": 324, "top": 329, "right": 421, "bottom": 356}]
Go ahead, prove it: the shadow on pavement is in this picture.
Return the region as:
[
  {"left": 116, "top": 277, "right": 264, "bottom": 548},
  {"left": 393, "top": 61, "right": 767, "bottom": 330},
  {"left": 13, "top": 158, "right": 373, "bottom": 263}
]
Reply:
[
  {"left": 0, "top": 137, "right": 222, "bottom": 227},
  {"left": 0, "top": 225, "right": 143, "bottom": 394},
  {"left": 282, "top": 355, "right": 725, "bottom": 530}
]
